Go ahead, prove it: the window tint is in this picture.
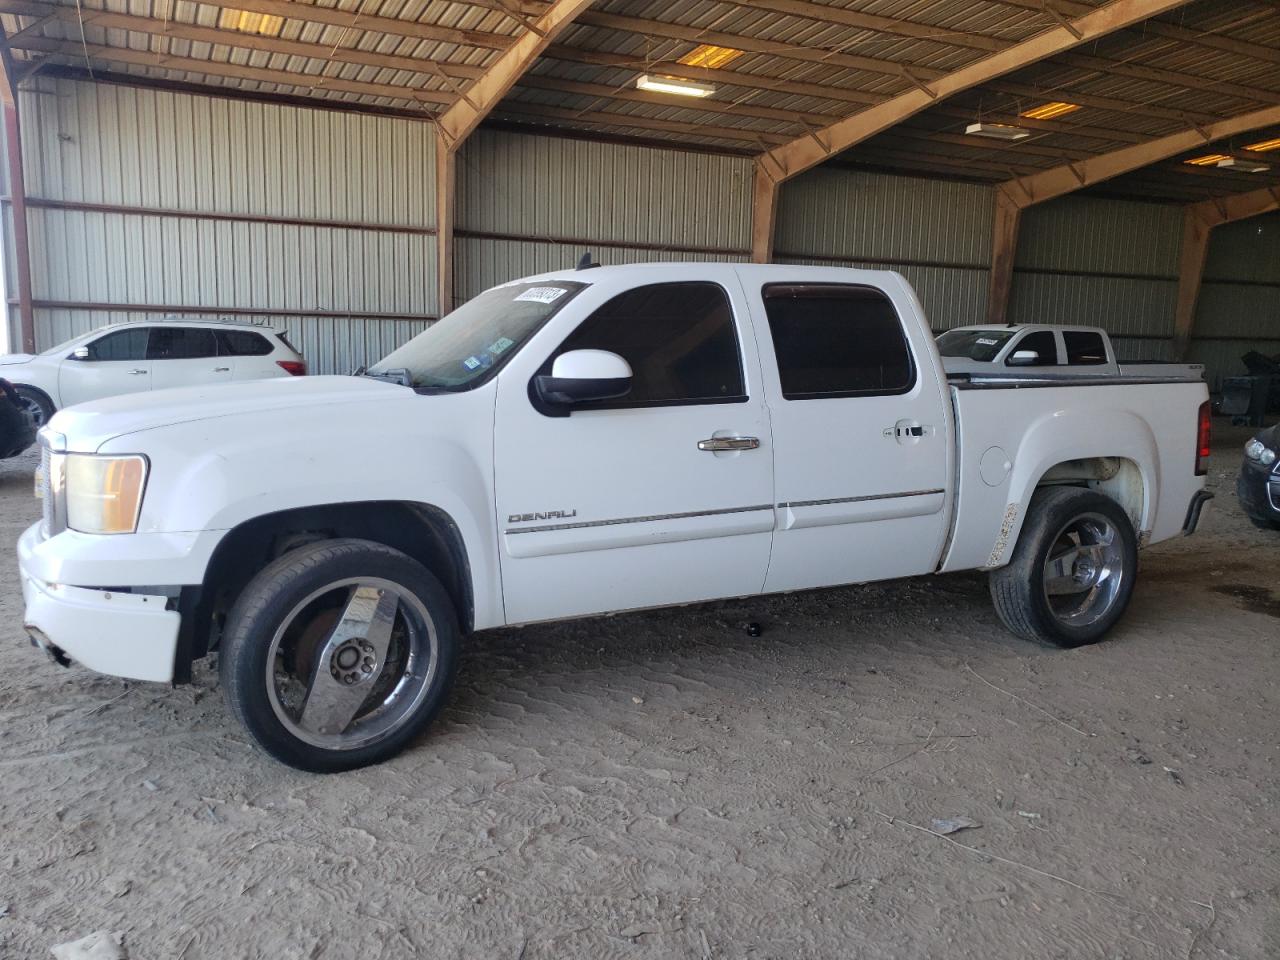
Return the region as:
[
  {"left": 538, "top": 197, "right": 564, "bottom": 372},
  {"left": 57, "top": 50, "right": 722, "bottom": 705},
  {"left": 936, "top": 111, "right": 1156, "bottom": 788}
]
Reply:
[
  {"left": 1064, "top": 331, "right": 1107, "bottom": 365},
  {"left": 762, "top": 284, "right": 914, "bottom": 399},
  {"left": 147, "top": 327, "right": 217, "bottom": 360},
  {"left": 217, "top": 329, "right": 273, "bottom": 356},
  {"left": 553, "top": 282, "right": 744, "bottom": 406},
  {"left": 1009, "top": 330, "right": 1057, "bottom": 365},
  {"left": 85, "top": 328, "right": 149, "bottom": 362}
]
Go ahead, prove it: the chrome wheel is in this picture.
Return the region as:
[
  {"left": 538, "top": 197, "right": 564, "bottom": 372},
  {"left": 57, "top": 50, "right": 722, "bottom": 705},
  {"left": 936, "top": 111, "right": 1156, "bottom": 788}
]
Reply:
[
  {"left": 264, "top": 577, "right": 438, "bottom": 751},
  {"left": 17, "top": 395, "right": 46, "bottom": 426},
  {"left": 1041, "top": 512, "right": 1126, "bottom": 629}
]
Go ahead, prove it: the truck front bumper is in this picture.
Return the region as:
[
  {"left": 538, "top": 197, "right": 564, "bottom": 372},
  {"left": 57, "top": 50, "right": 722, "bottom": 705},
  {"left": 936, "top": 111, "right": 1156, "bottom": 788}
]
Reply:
[{"left": 18, "top": 522, "right": 183, "bottom": 683}]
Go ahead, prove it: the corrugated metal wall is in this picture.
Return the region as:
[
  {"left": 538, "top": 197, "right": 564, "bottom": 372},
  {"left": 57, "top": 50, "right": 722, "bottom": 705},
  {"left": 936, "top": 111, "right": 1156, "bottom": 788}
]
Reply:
[
  {"left": 1190, "top": 212, "right": 1280, "bottom": 386},
  {"left": 774, "top": 167, "right": 992, "bottom": 331},
  {"left": 1009, "top": 196, "right": 1181, "bottom": 349},
  {"left": 10, "top": 78, "right": 437, "bottom": 374},
  {"left": 453, "top": 128, "right": 751, "bottom": 298}
]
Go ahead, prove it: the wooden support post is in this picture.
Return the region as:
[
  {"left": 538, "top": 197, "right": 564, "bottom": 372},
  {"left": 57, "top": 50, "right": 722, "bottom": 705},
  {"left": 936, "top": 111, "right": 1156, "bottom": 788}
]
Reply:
[
  {"left": 985, "top": 188, "right": 1022, "bottom": 326},
  {"left": 434, "top": 139, "right": 456, "bottom": 318},
  {"left": 0, "top": 31, "right": 35, "bottom": 353},
  {"left": 750, "top": 162, "right": 780, "bottom": 264},
  {"left": 1170, "top": 209, "right": 1211, "bottom": 362}
]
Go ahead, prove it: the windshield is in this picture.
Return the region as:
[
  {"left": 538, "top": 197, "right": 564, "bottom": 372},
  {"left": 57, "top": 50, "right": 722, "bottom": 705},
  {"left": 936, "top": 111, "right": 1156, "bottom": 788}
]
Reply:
[
  {"left": 936, "top": 329, "right": 1015, "bottom": 362},
  {"left": 368, "top": 280, "right": 589, "bottom": 390}
]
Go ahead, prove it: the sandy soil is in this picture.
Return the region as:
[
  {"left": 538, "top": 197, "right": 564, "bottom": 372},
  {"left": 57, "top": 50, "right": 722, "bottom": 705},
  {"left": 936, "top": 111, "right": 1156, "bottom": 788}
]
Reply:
[{"left": 1, "top": 425, "right": 1277, "bottom": 960}]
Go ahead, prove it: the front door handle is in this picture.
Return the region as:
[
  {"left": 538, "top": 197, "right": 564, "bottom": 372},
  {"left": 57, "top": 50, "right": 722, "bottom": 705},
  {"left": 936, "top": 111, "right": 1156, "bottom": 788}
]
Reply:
[
  {"left": 127, "top": 369, "right": 147, "bottom": 375},
  {"left": 698, "top": 436, "right": 760, "bottom": 452},
  {"left": 214, "top": 366, "right": 231, "bottom": 372}
]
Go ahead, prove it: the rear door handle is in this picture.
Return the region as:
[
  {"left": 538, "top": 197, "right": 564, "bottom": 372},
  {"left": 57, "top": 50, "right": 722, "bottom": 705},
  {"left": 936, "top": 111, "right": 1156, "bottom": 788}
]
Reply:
[
  {"left": 698, "top": 436, "right": 760, "bottom": 452},
  {"left": 128, "top": 369, "right": 147, "bottom": 375},
  {"left": 214, "top": 366, "right": 230, "bottom": 372}
]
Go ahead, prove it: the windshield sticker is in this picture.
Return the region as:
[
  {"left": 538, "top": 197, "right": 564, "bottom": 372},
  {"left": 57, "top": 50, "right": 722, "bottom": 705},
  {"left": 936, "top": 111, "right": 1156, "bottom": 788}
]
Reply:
[
  {"left": 975, "top": 337, "right": 999, "bottom": 346},
  {"left": 489, "top": 336, "right": 515, "bottom": 355},
  {"left": 515, "top": 286, "right": 568, "bottom": 304},
  {"left": 463, "top": 356, "right": 483, "bottom": 371}
]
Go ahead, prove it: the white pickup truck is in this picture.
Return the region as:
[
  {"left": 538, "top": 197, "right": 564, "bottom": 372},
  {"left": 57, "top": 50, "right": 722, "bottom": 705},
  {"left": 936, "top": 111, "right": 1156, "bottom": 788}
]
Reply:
[
  {"left": 19, "top": 264, "right": 1213, "bottom": 772},
  {"left": 937, "top": 323, "right": 1204, "bottom": 380}
]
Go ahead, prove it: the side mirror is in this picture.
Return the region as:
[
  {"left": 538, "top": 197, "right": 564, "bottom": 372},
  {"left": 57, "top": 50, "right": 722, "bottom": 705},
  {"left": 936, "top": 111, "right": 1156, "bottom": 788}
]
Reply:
[
  {"left": 535, "top": 349, "right": 632, "bottom": 409},
  {"left": 1007, "top": 349, "right": 1040, "bottom": 366},
  {"left": 71, "top": 346, "right": 91, "bottom": 360}
]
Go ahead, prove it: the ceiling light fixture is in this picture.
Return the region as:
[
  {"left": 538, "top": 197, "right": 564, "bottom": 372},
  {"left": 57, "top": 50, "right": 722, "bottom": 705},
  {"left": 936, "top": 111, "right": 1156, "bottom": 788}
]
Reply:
[
  {"left": 217, "top": 9, "right": 285, "bottom": 36},
  {"left": 679, "top": 44, "right": 745, "bottom": 70},
  {"left": 636, "top": 75, "right": 716, "bottom": 98},
  {"left": 1217, "top": 158, "right": 1270, "bottom": 173},
  {"left": 965, "top": 122, "right": 1031, "bottom": 141},
  {"left": 1243, "top": 137, "right": 1280, "bottom": 153},
  {"left": 1185, "top": 153, "right": 1232, "bottom": 166},
  {"left": 1020, "top": 101, "right": 1081, "bottom": 121}
]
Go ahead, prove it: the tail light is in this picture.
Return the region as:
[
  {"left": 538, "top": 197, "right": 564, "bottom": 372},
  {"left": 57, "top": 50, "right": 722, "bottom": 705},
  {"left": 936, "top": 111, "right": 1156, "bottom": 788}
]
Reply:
[
  {"left": 276, "top": 360, "right": 307, "bottom": 377},
  {"left": 1195, "top": 400, "right": 1211, "bottom": 476}
]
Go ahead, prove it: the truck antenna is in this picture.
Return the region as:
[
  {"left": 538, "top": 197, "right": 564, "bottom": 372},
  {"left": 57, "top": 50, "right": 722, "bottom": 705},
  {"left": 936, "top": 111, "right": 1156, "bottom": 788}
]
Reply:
[{"left": 576, "top": 251, "right": 600, "bottom": 270}]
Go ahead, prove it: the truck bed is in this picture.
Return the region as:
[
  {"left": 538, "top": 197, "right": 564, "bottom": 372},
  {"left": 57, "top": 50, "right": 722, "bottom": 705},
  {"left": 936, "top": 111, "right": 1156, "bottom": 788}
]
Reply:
[{"left": 940, "top": 374, "right": 1208, "bottom": 574}]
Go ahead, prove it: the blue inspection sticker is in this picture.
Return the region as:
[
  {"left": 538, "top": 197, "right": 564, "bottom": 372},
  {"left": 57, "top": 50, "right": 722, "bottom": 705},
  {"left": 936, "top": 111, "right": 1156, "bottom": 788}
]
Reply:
[{"left": 463, "top": 356, "right": 483, "bottom": 370}]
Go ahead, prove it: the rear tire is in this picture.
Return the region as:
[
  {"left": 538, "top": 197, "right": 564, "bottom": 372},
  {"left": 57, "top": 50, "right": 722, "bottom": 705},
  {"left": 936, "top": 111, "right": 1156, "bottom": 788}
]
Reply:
[
  {"left": 14, "top": 385, "right": 54, "bottom": 427},
  {"left": 989, "top": 487, "right": 1138, "bottom": 649},
  {"left": 219, "top": 538, "right": 460, "bottom": 772}
]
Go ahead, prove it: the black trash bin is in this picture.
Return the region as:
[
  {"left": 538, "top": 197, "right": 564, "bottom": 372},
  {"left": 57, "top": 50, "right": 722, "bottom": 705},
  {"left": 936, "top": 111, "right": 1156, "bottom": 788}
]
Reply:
[{"left": 1221, "top": 375, "right": 1269, "bottom": 427}]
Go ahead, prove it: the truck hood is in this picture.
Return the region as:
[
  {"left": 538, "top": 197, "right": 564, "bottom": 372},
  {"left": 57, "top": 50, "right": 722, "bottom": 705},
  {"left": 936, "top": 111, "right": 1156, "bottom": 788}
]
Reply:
[
  {"left": 0, "top": 353, "right": 35, "bottom": 366},
  {"left": 49, "top": 375, "right": 407, "bottom": 451}
]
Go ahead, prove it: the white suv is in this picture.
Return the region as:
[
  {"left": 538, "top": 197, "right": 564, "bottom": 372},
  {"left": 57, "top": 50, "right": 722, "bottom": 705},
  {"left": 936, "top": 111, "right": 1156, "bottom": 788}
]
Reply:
[{"left": 0, "top": 319, "right": 306, "bottom": 425}]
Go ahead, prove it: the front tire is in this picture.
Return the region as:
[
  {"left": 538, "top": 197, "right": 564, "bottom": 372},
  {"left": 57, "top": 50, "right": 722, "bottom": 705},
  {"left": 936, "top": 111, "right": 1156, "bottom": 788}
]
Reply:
[
  {"left": 989, "top": 487, "right": 1138, "bottom": 649},
  {"left": 219, "top": 538, "right": 459, "bottom": 772}
]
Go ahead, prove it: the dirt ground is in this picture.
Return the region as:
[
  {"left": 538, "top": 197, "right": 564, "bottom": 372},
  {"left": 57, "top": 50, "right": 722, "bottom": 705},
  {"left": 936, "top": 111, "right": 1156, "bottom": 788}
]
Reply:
[{"left": 0, "top": 424, "right": 1277, "bottom": 960}]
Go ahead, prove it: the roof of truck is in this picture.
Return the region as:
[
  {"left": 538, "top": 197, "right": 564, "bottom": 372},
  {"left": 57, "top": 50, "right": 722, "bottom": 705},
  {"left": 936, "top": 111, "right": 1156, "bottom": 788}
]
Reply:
[{"left": 944, "top": 324, "right": 1107, "bottom": 335}]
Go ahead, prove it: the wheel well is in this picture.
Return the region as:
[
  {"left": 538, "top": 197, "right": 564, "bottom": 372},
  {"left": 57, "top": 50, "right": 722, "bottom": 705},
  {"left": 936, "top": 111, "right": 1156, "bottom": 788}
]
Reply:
[
  {"left": 13, "top": 383, "right": 53, "bottom": 408},
  {"left": 1035, "top": 456, "right": 1145, "bottom": 532},
  {"left": 186, "top": 501, "right": 474, "bottom": 666}
]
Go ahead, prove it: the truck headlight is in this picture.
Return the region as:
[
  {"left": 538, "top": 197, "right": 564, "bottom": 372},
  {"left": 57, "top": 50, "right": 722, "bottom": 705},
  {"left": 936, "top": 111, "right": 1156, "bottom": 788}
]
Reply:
[
  {"left": 64, "top": 454, "right": 149, "bottom": 534},
  {"left": 1262, "top": 447, "right": 1278, "bottom": 467}
]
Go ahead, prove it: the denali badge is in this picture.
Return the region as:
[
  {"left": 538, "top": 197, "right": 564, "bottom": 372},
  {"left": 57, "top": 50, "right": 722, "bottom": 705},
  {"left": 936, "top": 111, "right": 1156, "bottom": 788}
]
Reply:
[{"left": 508, "top": 509, "right": 577, "bottom": 523}]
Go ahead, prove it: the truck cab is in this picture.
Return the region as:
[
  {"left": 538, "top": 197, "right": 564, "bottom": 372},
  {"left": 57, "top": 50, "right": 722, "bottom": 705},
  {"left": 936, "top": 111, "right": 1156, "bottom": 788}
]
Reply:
[{"left": 937, "top": 323, "right": 1203, "bottom": 381}]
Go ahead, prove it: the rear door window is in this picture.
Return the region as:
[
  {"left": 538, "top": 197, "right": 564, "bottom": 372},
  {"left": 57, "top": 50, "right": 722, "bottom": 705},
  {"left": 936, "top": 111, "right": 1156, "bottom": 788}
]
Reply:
[
  {"left": 147, "top": 327, "right": 217, "bottom": 360},
  {"left": 216, "top": 329, "right": 274, "bottom": 356},
  {"left": 761, "top": 284, "right": 914, "bottom": 399},
  {"left": 550, "top": 282, "right": 745, "bottom": 407},
  {"left": 1063, "top": 331, "right": 1107, "bottom": 365}
]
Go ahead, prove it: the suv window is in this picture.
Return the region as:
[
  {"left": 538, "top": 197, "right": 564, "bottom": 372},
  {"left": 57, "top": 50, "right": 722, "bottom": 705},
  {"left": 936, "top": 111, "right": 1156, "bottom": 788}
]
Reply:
[
  {"left": 1009, "top": 330, "right": 1057, "bottom": 365},
  {"left": 762, "top": 284, "right": 914, "bottom": 399},
  {"left": 217, "top": 329, "right": 273, "bottom": 356},
  {"left": 1063, "top": 331, "right": 1107, "bottom": 365},
  {"left": 147, "top": 327, "right": 217, "bottom": 360},
  {"left": 552, "top": 282, "right": 745, "bottom": 406},
  {"left": 85, "top": 328, "right": 149, "bottom": 362}
]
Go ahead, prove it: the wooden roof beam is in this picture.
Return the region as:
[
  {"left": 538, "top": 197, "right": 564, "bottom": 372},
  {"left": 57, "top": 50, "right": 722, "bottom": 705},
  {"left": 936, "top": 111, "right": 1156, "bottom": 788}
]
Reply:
[
  {"left": 436, "top": 0, "right": 597, "bottom": 150},
  {"left": 749, "top": 0, "right": 1196, "bottom": 262},
  {"left": 985, "top": 104, "right": 1280, "bottom": 324},
  {"left": 998, "top": 104, "right": 1280, "bottom": 208}
]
